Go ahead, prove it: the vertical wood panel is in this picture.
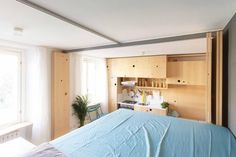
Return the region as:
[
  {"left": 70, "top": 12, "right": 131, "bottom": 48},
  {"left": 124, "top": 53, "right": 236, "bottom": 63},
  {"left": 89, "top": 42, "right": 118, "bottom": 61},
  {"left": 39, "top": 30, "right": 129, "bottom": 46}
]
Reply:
[
  {"left": 216, "top": 31, "right": 223, "bottom": 125},
  {"left": 51, "top": 52, "right": 70, "bottom": 139},
  {"left": 206, "top": 33, "right": 212, "bottom": 123}
]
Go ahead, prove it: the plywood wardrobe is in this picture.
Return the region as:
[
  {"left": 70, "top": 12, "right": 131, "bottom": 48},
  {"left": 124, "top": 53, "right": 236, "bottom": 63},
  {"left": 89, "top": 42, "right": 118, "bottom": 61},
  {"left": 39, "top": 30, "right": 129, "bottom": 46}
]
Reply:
[{"left": 51, "top": 51, "right": 70, "bottom": 139}]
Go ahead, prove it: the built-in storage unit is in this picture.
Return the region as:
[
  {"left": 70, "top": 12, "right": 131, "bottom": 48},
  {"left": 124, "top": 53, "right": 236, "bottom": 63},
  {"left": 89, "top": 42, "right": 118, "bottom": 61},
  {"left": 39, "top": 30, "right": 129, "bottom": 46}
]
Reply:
[
  {"left": 107, "top": 53, "right": 210, "bottom": 121},
  {"left": 51, "top": 52, "right": 70, "bottom": 139},
  {"left": 107, "top": 56, "right": 167, "bottom": 112},
  {"left": 107, "top": 56, "right": 167, "bottom": 78}
]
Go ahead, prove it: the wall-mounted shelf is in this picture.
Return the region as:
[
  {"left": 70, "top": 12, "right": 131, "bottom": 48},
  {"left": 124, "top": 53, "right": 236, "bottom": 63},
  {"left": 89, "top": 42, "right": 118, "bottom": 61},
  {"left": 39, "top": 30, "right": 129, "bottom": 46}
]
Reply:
[
  {"left": 137, "top": 78, "right": 167, "bottom": 89},
  {"left": 136, "top": 86, "right": 168, "bottom": 90}
]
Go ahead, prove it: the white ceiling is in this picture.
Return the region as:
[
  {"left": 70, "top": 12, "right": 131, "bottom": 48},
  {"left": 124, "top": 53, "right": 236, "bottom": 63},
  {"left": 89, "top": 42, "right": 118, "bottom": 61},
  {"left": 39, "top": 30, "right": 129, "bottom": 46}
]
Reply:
[
  {"left": 0, "top": 0, "right": 114, "bottom": 50},
  {"left": 0, "top": 0, "right": 235, "bottom": 51},
  {"left": 30, "top": 0, "right": 236, "bottom": 42}
]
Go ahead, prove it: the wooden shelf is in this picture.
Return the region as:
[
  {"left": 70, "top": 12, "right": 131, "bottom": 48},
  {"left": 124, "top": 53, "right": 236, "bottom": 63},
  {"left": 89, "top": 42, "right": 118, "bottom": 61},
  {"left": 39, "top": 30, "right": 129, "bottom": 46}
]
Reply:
[
  {"left": 167, "top": 83, "right": 205, "bottom": 87},
  {"left": 136, "top": 86, "right": 168, "bottom": 90}
]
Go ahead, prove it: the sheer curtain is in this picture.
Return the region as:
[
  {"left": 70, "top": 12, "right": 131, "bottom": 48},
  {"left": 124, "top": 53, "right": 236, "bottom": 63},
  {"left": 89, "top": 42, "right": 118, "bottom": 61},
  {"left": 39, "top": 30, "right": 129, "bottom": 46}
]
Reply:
[
  {"left": 81, "top": 56, "right": 108, "bottom": 113},
  {"left": 0, "top": 40, "right": 52, "bottom": 145},
  {"left": 23, "top": 47, "right": 51, "bottom": 145},
  {"left": 69, "top": 53, "right": 108, "bottom": 129}
]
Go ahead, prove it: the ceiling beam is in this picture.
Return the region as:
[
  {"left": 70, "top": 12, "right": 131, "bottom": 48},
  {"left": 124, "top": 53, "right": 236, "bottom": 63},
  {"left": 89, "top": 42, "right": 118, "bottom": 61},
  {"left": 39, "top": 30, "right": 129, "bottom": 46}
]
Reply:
[
  {"left": 16, "top": 0, "right": 121, "bottom": 44},
  {"left": 67, "top": 32, "right": 209, "bottom": 52}
]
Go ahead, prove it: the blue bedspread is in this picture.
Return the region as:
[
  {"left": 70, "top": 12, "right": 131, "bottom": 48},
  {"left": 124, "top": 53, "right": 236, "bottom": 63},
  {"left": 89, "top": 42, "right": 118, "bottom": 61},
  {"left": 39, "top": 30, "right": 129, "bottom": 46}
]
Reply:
[{"left": 50, "top": 109, "right": 236, "bottom": 157}]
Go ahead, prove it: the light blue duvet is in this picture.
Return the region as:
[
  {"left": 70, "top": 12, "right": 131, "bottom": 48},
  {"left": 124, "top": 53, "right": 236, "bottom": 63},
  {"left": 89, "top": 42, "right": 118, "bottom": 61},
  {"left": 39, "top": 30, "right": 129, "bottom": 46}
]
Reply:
[{"left": 50, "top": 109, "right": 236, "bottom": 157}]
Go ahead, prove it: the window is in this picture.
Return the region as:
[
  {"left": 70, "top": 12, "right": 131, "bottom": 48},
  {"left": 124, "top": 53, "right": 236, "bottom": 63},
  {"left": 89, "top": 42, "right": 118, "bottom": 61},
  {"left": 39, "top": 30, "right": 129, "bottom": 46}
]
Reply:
[
  {"left": 0, "top": 49, "right": 21, "bottom": 128},
  {"left": 81, "top": 57, "right": 107, "bottom": 106},
  {"left": 82, "top": 58, "right": 96, "bottom": 103}
]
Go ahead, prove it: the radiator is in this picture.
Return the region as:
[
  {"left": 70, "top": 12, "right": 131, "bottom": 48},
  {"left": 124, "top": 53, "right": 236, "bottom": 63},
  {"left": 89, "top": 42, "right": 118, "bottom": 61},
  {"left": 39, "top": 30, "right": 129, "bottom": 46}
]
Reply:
[
  {"left": 0, "top": 130, "right": 19, "bottom": 144},
  {"left": 0, "top": 122, "right": 32, "bottom": 144}
]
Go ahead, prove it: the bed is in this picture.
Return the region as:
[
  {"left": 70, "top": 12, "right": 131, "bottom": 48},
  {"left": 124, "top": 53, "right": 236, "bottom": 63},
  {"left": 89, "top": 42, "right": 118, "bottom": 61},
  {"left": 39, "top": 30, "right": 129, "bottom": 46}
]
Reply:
[{"left": 30, "top": 109, "right": 236, "bottom": 157}]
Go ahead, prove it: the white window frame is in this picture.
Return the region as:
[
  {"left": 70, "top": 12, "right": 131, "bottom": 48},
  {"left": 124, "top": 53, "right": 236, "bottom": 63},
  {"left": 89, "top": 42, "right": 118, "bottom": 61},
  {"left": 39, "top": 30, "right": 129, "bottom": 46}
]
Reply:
[{"left": 0, "top": 47, "right": 23, "bottom": 129}]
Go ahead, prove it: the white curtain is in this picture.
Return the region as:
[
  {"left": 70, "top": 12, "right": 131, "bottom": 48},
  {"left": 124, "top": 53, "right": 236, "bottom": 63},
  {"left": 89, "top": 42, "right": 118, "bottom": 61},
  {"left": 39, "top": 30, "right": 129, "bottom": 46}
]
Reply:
[
  {"left": 81, "top": 56, "right": 108, "bottom": 113},
  {"left": 0, "top": 40, "right": 52, "bottom": 145},
  {"left": 23, "top": 47, "right": 51, "bottom": 145}
]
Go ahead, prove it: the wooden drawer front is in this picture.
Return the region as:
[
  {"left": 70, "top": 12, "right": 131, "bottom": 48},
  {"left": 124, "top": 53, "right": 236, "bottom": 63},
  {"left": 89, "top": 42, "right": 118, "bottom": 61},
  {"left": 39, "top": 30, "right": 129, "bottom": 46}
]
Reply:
[
  {"left": 148, "top": 108, "right": 167, "bottom": 116},
  {"left": 134, "top": 105, "right": 149, "bottom": 112},
  {"left": 134, "top": 105, "right": 167, "bottom": 116}
]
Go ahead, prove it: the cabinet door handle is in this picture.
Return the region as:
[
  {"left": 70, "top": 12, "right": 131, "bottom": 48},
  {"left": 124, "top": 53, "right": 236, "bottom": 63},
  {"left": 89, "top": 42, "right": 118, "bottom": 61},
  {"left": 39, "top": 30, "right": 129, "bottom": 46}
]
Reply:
[{"left": 132, "top": 65, "right": 135, "bottom": 68}]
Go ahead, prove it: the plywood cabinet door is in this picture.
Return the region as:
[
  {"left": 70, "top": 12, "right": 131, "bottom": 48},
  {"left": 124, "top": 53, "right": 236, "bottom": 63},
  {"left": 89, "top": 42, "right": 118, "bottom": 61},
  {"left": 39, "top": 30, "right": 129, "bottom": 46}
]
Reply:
[
  {"left": 134, "top": 57, "right": 149, "bottom": 78},
  {"left": 167, "top": 61, "right": 184, "bottom": 84},
  {"left": 120, "top": 58, "right": 136, "bottom": 77},
  {"left": 167, "top": 60, "right": 206, "bottom": 86},
  {"left": 52, "top": 52, "right": 70, "bottom": 139},
  {"left": 182, "top": 61, "right": 206, "bottom": 86},
  {"left": 107, "top": 56, "right": 167, "bottom": 78},
  {"left": 134, "top": 56, "right": 167, "bottom": 78},
  {"left": 108, "top": 77, "right": 118, "bottom": 112},
  {"left": 107, "top": 59, "right": 121, "bottom": 77},
  {"left": 108, "top": 58, "right": 135, "bottom": 77},
  {"left": 148, "top": 56, "right": 167, "bottom": 78}
]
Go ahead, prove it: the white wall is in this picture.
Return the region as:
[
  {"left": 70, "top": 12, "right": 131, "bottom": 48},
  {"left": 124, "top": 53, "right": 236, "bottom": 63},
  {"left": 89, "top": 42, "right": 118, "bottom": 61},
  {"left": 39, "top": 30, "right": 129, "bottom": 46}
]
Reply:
[{"left": 228, "top": 14, "right": 236, "bottom": 136}]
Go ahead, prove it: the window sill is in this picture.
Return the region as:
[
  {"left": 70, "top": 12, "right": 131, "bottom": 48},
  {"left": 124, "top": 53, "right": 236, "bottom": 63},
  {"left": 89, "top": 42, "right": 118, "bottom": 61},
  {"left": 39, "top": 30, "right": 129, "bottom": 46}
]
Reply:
[{"left": 0, "top": 122, "right": 33, "bottom": 137}]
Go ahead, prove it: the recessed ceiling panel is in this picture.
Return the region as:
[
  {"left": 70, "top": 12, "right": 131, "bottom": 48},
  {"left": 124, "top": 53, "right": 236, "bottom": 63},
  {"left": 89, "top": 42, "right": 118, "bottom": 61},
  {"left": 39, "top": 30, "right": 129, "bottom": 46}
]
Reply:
[{"left": 31, "top": 0, "right": 236, "bottom": 42}]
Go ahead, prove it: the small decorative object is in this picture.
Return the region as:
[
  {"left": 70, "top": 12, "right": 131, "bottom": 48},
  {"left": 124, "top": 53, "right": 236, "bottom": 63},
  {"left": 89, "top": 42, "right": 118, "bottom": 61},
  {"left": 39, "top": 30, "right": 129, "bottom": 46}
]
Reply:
[
  {"left": 161, "top": 102, "right": 169, "bottom": 109},
  {"left": 159, "top": 79, "right": 162, "bottom": 88},
  {"left": 151, "top": 80, "right": 154, "bottom": 87},
  {"left": 121, "top": 81, "right": 136, "bottom": 87},
  {"left": 72, "top": 95, "right": 89, "bottom": 127}
]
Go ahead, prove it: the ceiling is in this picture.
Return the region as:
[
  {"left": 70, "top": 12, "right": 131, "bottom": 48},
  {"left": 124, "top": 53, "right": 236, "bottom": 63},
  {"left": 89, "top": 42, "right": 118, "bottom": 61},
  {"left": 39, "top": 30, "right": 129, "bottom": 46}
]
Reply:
[
  {"left": 78, "top": 38, "right": 207, "bottom": 58},
  {"left": 0, "top": 0, "right": 235, "bottom": 51}
]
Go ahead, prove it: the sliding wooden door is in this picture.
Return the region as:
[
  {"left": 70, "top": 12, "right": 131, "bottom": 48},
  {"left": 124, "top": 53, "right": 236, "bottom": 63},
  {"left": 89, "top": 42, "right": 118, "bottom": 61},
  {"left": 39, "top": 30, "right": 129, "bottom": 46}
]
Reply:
[
  {"left": 215, "top": 31, "right": 223, "bottom": 125},
  {"left": 206, "top": 33, "right": 212, "bottom": 123}
]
